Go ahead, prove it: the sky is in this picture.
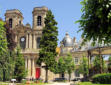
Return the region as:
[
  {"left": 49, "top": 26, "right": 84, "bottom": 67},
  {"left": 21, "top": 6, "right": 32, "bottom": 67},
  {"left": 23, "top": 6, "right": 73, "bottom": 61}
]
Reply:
[{"left": 0, "top": 0, "right": 83, "bottom": 46}]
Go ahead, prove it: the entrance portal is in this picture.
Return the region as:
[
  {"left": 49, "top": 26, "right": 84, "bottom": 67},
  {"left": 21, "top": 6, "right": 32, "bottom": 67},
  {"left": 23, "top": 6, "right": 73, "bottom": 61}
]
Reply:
[{"left": 36, "top": 68, "right": 40, "bottom": 79}]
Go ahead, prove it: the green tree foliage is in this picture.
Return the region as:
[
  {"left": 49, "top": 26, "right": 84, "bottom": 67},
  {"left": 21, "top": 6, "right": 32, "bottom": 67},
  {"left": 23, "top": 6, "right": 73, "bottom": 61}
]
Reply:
[
  {"left": 93, "top": 56, "right": 101, "bottom": 73},
  {"left": 14, "top": 47, "right": 26, "bottom": 82},
  {"left": 57, "top": 57, "right": 66, "bottom": 75},
  {"left": 79, "top": 56, "right": 89, "bottom": 80},
  {"left": 93, "top": 55, "right": 107, "bottom": 74},
  {"left": 64, "top": 54, "right": 75, "bottom": 82},
  {"left": 0, "top": 21, "right": 9, "bottom": 81},
  {"left": 55, "top": 54, "right": 75, "bottom": 82},
  {"left": 108, "top": 56, "right": 111, "bottom": 72},
  {"left": 5, "top": 23, "right": 17, "bottom": 80},
  {"left": 5, "top": 23, "right": 16, "bottom": 51},
  {"left": 37, "top": 10, "right": 58, "bottom": 82},
  {"left": 76, "top": 0, "right": 111, "bottom": 45}
]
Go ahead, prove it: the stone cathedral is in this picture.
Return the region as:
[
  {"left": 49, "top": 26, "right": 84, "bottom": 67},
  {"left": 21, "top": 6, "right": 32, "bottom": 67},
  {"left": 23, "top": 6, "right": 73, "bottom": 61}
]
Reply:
[{"left": 5, "top": 6, "right": 59, "bottom": 80}]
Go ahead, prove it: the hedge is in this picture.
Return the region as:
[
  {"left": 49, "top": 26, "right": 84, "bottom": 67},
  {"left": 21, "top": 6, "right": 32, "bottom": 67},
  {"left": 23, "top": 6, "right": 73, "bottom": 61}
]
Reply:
[{"left": 92, "top": 73, "right": 111, "bottom": 84}]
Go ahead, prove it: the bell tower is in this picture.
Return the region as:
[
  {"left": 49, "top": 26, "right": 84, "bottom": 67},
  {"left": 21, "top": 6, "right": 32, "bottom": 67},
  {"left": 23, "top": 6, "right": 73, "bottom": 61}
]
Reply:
[
  {"left": 32, "top": 6, "right": 48, "bottom": 30},
  {"left": 5, "top": 9, "right": 23, "bottom": 29}
]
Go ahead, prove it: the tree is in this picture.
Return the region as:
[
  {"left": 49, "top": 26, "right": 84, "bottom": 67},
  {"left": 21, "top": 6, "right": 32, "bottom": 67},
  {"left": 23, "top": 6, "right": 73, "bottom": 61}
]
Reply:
[
  {"left": 5, "top": 23, "right": 16, "bottom": 51},
  {"left": 14, "top": 47, "right": 26, "bottom": 82},
  {"left": 37, "top": 10, "right": 58, "bottom": 82},
  {"left": 76, "top": 0, "right": 111, "bottom": 45},
  {"left": 57, "top": 57, "right": 66, "bottom": 77},
  {"left": 79, "top": 56, "right": 89, "bottom": 81},
  {"left": 93, "top": 55, "right": 106, "bottom": 74},
  {"left": 64, "top": 54, "right": 75, "bottom": 82},
  {"left": 54, "top": 54, "right": 75, "bottom": 82},
  {"left": 4, "top": 23, "right": 17, "bottom": 80},
  {"left": 108, "top": 56, "right": 111, "bottom": 72},
  {"left": 0, "top": 21, "right": 9, "bottom": 81},
  {"left": 93, "top": 56, "right": 101, "bottom": 74}
]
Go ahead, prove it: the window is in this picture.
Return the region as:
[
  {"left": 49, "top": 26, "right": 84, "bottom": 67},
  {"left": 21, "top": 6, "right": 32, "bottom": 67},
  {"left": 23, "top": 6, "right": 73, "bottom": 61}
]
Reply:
[
  {"left": 20, "top": 36, "right": 26, "bottom": 49},
  {"left": 36, "top": 37, "right": 41, "bottom": 49},
  {"left": 74, "top": 57, "right": 79, "bottom": 65},
  {"left": 37, "top": 16, "right": 42, "bottom": 26},
  {"left": 75, "top": 69, "right": 80, "bottom": 77},
  {"left": 9, "top": 18, "right": 13, "bottom": 28},
  {"left": 19, "top": 20, "right": 21, "bottom": 24}
]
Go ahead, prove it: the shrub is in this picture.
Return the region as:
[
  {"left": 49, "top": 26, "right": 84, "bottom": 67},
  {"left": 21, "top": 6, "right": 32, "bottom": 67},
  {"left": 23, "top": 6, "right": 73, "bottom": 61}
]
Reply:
[
  {"left": 21, "top": 79, "right": 27, "bottom": 84},
  {"left": 92, "top": 73, "right": 111, "bottom": 84}
]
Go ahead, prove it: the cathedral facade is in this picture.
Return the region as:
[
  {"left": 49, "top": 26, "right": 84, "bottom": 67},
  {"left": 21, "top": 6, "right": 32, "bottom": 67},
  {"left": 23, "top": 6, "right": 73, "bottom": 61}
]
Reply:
[{"left": 5, "top": 6, "right": 58, "bottom": 80}]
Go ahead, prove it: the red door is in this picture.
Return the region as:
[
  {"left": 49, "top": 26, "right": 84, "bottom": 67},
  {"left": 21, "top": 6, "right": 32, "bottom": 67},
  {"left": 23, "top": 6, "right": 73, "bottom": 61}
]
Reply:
[{"left": 36, "top": 68, "right": 40, "bottom": 79}]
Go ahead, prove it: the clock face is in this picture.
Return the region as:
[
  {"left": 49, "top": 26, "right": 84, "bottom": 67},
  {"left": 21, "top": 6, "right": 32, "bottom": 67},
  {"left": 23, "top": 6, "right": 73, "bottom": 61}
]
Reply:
[{"left": 21, "top": 37, "right": 25, "bottom": 42}]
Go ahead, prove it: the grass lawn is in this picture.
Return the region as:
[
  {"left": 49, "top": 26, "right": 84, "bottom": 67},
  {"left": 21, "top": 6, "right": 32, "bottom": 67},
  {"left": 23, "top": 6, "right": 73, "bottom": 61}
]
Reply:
[
  {"left": 0, "top": 82, "right": 9, "bottom": 85},
  {"left": 79, "top": 82, "right": 111, "bottom": 85},
  {"left": 0, "top": 82, "right": 48, "bottom": 85},
  {"left": 16, "top": 83, "right": 47, "bottom": 85}
]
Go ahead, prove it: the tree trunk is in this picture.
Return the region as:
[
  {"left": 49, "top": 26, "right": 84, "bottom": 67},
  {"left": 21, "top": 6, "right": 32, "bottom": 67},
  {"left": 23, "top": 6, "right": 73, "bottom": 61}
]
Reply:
[
  {"left": 99, "top": 47, "right": 103, "bottom": 73},
  {"left": 83, "top": 74, "right": 87, "bottom": 81},
  {"left": 3, "top": 69, "right": 5, "bottom": 81},
  {"left": 45, "top": 66, "right": 48, "bottom": 83},
  {"left": 68, "top": 73, "right": 71, "bottom": 82},
  {"left": 88, "top": 50, "right": 91, "bottom": 77}
]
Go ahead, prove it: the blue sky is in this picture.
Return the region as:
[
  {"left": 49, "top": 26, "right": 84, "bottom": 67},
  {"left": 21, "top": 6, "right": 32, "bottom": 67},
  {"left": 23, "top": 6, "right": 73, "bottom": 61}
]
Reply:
[{"left": 0, "top": 0, "right": 82, "bottom": 46}]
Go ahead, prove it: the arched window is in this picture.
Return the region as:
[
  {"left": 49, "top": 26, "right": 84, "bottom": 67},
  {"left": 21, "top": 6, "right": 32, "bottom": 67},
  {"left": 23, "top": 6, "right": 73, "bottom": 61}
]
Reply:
[
  {"left": 9, "top": 18, "right": 13, "bottom": 28},
  {"left": 19, "top": 20, "right": 21, "bottom": 24},
  {"left": 37, "top": 16, "right": 42, "bottom": 26},
  {"left": 36, "top": 37, "right": 41, "bottom": 48},
  {"left": 20, "top": 36, "right": 26, "bottom": 49}
]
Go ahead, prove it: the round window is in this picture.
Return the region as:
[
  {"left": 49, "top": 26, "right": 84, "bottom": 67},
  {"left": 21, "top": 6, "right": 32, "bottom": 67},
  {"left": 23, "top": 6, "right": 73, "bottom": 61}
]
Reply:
[{"left": 21, "top": 37, "right": 25, "bottom": 42}]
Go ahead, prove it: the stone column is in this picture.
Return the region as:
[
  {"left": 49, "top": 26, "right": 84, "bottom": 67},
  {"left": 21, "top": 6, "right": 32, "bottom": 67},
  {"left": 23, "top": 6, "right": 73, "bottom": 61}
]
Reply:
[
  {"left": 29, "top": 34, "right": 32, "bottom": 49},
  {"left": 33, "top": 34, "right": 36, "bottom": 49},
  {"left": 15, "top": 35, "right": 17, "bottom": 43},
  {"left": 25, "top": 57, "right": 27, "bottom": 70},
  {"left": 40, "top": 63, "right": 45, "bottom": 81},
  {"left": 26, "top": 34, "right": 28, "bottom": 49},
  {"left": 32, "top": 58, "right": 35, "bottom": 79},
  {"left": 28, "top": 58, "right": 31, "bottom": 79}
]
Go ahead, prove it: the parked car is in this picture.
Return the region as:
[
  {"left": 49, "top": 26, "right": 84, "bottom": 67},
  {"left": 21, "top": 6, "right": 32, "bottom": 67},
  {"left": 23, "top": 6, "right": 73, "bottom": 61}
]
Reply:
[
  {"left": 71, "top": 78, "right": 81, "bottom": 81},
  {"left": 53, "top": 77, "right": 67, "bottom": 82}
]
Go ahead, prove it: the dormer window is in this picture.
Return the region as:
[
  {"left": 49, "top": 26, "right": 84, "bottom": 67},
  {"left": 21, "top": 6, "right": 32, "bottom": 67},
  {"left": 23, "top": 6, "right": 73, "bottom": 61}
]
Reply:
[
  {"left": 9, "top": 18, "right": 13, "bottom": 28},
  {"left": 37, "top": 16, "right": 42, "bottom": 26}
]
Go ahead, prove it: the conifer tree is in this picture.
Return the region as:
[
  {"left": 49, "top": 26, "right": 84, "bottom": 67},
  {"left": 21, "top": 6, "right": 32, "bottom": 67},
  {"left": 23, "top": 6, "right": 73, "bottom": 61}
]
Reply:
[{"left": 38, "top": 10, "right": 58, "bottom": 82}]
